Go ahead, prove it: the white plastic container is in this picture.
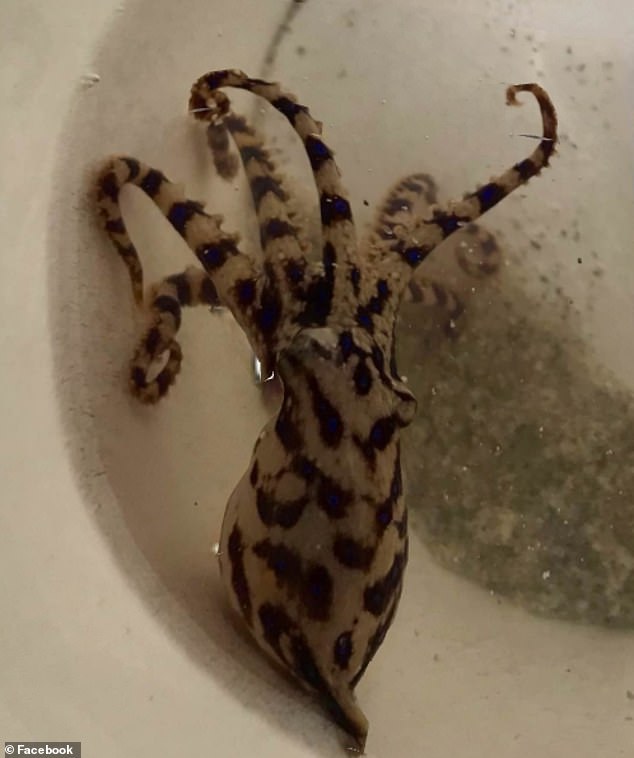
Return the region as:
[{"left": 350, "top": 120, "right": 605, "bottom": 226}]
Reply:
[{"left": 2, "top": 1, "right": 633, "bottom": 755}]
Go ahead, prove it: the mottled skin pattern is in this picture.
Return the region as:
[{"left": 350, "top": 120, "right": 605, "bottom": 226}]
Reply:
[{"left": 94, "top": 71, "right": 558, "bottom": 750}]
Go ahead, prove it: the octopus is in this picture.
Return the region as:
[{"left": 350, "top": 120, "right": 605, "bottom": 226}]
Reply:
[{"left": 94, "top": 70, "right": 557, "bottom": 750}]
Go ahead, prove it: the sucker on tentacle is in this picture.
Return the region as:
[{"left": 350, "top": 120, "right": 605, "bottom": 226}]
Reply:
[{"left": 94, "top": 69, "right": 558, "bottom": 750}]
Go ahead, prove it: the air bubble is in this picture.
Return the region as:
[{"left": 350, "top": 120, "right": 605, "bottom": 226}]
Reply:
[{"left": 81, "top": 73, "right": 101, "bottom": 88}]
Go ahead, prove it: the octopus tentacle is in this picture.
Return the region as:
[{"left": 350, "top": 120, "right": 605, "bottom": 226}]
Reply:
[
  {"left": 367, "top": 172, "right": 439, "bottom": 260},
  {"left": 94, "top": 72, "right": 559, "bottom": 751},
  {"left": 381, "top": 83, "right": 558, "bottom": 302},
  {"left": 190, "top": 70, "right": 359, "bottom": 327},
  {"left": 95, "top": 155, "right": 281, "bottom": 370},
  {"left": 202, "top": 113, "right": 315, "bottom": 335},
  {"left": 129, "top": 266, "right": 219, "bottom": 403}
]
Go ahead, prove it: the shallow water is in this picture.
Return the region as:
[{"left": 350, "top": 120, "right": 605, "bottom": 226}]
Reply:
[{"left": 46, "top": 0, "right": 634, "bottom": 754}]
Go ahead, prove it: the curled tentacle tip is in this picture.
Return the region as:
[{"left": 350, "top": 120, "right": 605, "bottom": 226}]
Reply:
[
  {"left": 506, "top": 82, "right": 534, "bottom": 104},
  {"left": 188, "top": 105, "right": 220, "bottom": 123},
  {"left": 505, "top": 87, "right": 522, "bottom": 106},
  {"left": 188, "top": 91, "right": 230, "bottom": 123}
]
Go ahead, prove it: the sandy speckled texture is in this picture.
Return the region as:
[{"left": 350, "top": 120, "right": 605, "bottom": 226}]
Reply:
[{"left": 2, "top": 0, "right": 634, "bottom": 756}]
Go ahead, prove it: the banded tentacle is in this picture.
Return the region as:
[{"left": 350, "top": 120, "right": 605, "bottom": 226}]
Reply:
[
  {"left": 95, "top": 156, "right": 282, "bottom": 370},
  {"left": 378, "top": 83, "right": 558, "bottom": 303},
  {"left": 130, "top": 266, "right": 220, "bottom": 403},
  {"left": 189, "top": 70, "right": 359, "bottom": 329},
  {"left": 368, "top": 172, "right": 439, "bottom": 257},
  {"left": 369, "top": 173, "right": 501, "bottom": 277},
  {"left": 366, "top": 173, "right": 502, "bottom": 339},
  {"left": 198, "top": 108, "right": 312, "bottom": 331}
]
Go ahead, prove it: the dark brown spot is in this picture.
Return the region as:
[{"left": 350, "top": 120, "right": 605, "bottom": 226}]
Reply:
[
  {"left": 376, "top": 278, "right": 390, "bottom": 300},
  {"left": 353, "top": 360, "right": 372, "bottom": 395},
  {"left": 350, "top": 266, "right": 361, "bottom": 295},
  {"left": 166, "top": 272, "right": 192, "bottom": 306},
  {"left": 239, "top": 144, "right": 275, "bottom": 170},
  {"left": 390, "top": 453, "right": 403, "bottom": 499},
  {"left": 351, "top": 593, "right": 400, "bottom": 688},
  {"left": 333, "top": 631, "right": 353, "bottom": 669},
  {"left": 140, "top": 168, "right": 165, "bottom": 197},
  {"left": 197, "top": 237, "right": 239, "bottom": 270},
  {"left": 131, "top": 365, "right": 146, "bottom": 389},
  {"left": 320, "top": 193, "right": 352, "bottom": 225},
  {"left": 99, "top": 172, "right": 119, "bottom": 202},
  {"left": 296, "top": 254, "right": 335, "bottom": 326},
  {"left": 288, "top": 457, "right": 315, "bottom": 486},
  {"left": 333, "top": 536, "right": 376, "bottom": 571},
  {"left": 275, "top": 402, "right": 302, "bottom": 450},
  {"left": 153, "top": 295, "right": 181, "bottom": 330},
  {"left": 122, "top": 157, "right": 140, "bottom": 180},
  {"left": 155, "top": 368, "right": 172, "bottom": 397},
  {"left": 105, "top": 217, "right": 125, "bottom": 234},
  {"left": 144, "top": 327, "right": 161, "bottom": 355},
  {"left": 401, "top": 246, "right": 424, "bottom": 266},
  {"left": 375, "top": 502, "right": 393, "bottom": 533},
  {"left": 256, "top": 489, "right": 307, "bottom": 529},
  {"left": 206, "top": 121, "right": 231, "bottom": 152},
  {"left": 249, "top": 461, "right": 259, "bottom": 486},
  {"left": 168, "top": 201, "right": 204, "bottom": 234},
  {"left": 339, "top": 331, "right": 356, "bottom": 361},
  {"left": 401, "top": 178, "right": 423, "bottom": 192},
  {"left": 301, "top": 564, "right": 333, "bottom": 621},
  {"left": 369, "top": 416, "right": 396, "bottom": 450},
  {"left": 228, "top": 525, "right": 252, "bottom": 624},
  {"left": 223, "top": 114, "right": 255, "bottom": 136},
  {"left": 308, "top": 374, "right": 343, "bottom": 447},
  {"left": 284, "top": 259, "right": 305, "bottom": 285},
  {"left": 250, "top": 175, "right": 288, "bottom": 209},
  {"left": 305, "top": 135, "right": 332, "bottom": 171},
  {"left": 256, "top": 277, "right": 282, "bottom": 334},
  {"left": 475, "top": 182, "right": 507, "bottom": 212},
  {"left": 363, "top": 550, "right": 406, "bottom": 617},
  {"left": 272, "top": 96, "right": 309, "bottom": 124},
  {"left": 260, "top": 218, "right": 298, "bottom": 244},
  {"left": 355, "top": 306, "right": 374, "bottom": 332},
  {"left": 514, "top": 158, "right": 535, "bottom": 181},
  {"left": 235, "top": 278, "right": 256, "bottom": 306},
  {"left": 208, "top": 129, "right": 238, "bottom": 179},
  {"left": 204, "top": 70, "right": 231, "bottom": 91},
  {"left": 395, "top": 509, "right": 408, "bottom": 539},
  {"left": 258, "top": 602, "right": 292, "bottom": 658},
  {"left": 253, "top": 539, "right": 302, "bottom": 589},
  {"left": 316, "top": 474, "right": 352, "bottom": 518},
  {"left": 200, "top": 277, "right": 219, "bottom": 306}
]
